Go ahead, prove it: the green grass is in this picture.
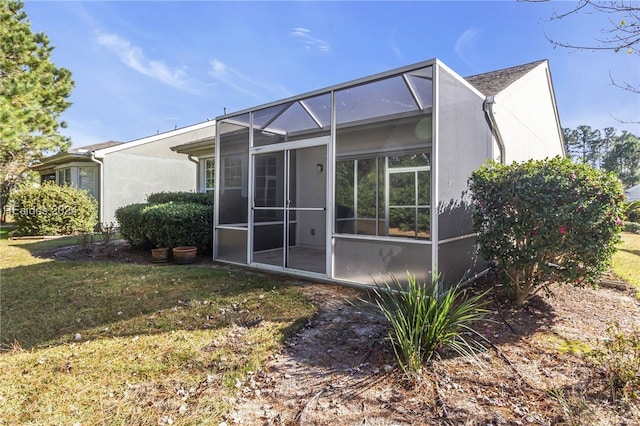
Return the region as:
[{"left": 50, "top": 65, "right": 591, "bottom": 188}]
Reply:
[
  {"left": 0, "top": 222, "right": 15, "bottom": 240},
  {"left": 0, "top": 239, "right": 315, "bottom": 424},
  {"left": 611, "top": 232, "right": 640, "bottom": 289}
]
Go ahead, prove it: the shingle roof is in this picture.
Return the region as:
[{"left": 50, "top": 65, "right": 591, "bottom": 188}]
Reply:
[
  {"left": 71, "top": 140, "right": 122, "bottom": 153},
  {"left": 465, "top": 60, "right": 546, "bottom": 96}
]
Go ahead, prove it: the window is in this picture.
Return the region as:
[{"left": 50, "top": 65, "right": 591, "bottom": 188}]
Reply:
[
  {"left": 254, "top": 155, "right": 279, "bottom": 207},
  {"left": 56, "top": 168, "right": 71, "bottom": 186},
  {"left": 336, "top": 152, "right": 430, "bottom": 239},
  {"left": 201, "top": 157, "right": 215, "bottom": 192},
  {"left": 78, "top": 167, "right": 97, "bottom": 198},
  {"left": 223, "top": 156, "right": 243, "bottom": 190}
]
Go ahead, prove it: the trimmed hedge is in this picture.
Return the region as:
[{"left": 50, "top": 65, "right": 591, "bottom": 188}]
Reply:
[
  {"left": 10, "top": 183, "right": 98, "bottom": 236},
  {"left": 147, "top": 191, "right": 213, "bottom": 206},
  {"left": 115, "top": 203, "right": 152, "bottom": 249},
  {"left": 623, "top": 221, "right": 640, "bottom": 234},
  {"left": 115, "top": 201, "right": 212, "bottom": 252},
  {"left": 142, "top": 202, "right": 212, "bottom": 251}
]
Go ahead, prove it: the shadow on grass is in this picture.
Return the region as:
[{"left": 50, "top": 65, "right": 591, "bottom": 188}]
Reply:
[
  {"left": 618, "top": 247, "right": 640, "bottom": 257},
  {"left": 1, "top": 260, "right": 313, "bottom": 350},
  {"left": 6, "top": 235, "right": 81, "bottom": 254}
]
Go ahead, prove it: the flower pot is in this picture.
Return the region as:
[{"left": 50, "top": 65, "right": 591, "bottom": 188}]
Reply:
[
  {"left": 172, "top": 246, "right": 197, "bottom": 264},
  {"left": 151, "top": 247, "right": 170, "bottom": 263}
]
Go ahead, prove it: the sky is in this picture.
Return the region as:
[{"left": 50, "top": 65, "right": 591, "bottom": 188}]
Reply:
[{"left": 22, "top": 0, "right": 640, "bottom": 148}]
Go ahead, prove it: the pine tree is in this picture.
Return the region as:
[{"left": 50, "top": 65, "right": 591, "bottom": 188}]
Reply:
[{"left": 0, "top": 0, "right": 74, "bottom": 222}]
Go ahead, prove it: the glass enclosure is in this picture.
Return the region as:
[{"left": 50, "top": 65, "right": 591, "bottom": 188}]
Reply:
[{"left": 214, "top": 60, "right": 492, "bottom": 288}]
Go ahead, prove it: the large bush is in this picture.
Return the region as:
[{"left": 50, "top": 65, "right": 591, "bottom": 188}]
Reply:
[
  {"left": 469, "top": 157, "right": 625, "bottom": 306},
  {"left": 10, "top": 183, "right": 98, "bottom": 236},
  {"left": 147, "top": 191, "right": 213, "bottom": 206}
]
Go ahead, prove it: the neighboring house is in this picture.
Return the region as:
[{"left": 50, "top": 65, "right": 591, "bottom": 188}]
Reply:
[
  {"left": 32, "top": 120, "right": 216, "bottom": 224},
  {"left": 208, "top": 58, "right": 565, "bottom": 289},
  {"left": 626, "top": 184, "right": 640, "bottom": 201},
  {"left": 170, "top": 132, "right": 216, "bottom": 193}
]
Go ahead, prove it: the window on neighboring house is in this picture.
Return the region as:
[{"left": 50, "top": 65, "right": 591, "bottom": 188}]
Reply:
[
  {"left": 222, "top": 156, "right": 243, "bottom": 190},
  {"left": 78, "top": 167, "right": 97, "bottom": 198},
  {"left": 41, "top": 173, "right": 56, "bottom": 183},
  {"left": 203, "top": 157, "right": 215, "bottom": 193},
  {"left": 56, "top": 168, "right": 71, "bottom": 186}
]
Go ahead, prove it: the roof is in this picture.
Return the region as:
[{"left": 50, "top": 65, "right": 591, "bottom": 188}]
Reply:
[
  {"left": 465, "top": 60, "right": 547, "bottom": 96},
  {"left": 71, "top": 141, "right": 122, "bottom": 153}
]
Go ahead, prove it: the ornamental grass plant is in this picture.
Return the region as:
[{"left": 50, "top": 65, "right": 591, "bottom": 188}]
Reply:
[{"left": 373, "top": 274, "right": 488, "bottom": 375}]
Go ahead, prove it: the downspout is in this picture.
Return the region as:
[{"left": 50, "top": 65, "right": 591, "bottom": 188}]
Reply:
[
  {"left": 89, "top": 153, "right": 104, "bottom": 224},
  {"left": 187, "top": 155, "right": 200, "bottom": 191},
  {"left": 484, "top": 96, "right": 505, "bottom": 164}
]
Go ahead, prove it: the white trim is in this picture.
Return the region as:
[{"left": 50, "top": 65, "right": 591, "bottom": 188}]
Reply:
[
  {"left": 431, "top": 62, "right": 440, "bottom": 286},
  {"left": 332, "top": 233, "right": 432, "bottom": 245},
  {"left": 434, "top": 59, "right": 485, "bottom": 99},
  {"left": 94, "top": 120, "right": 217, "bottom": 157},
  {"left": 438, "top": 233, "right": 477, "bottom": 245}
]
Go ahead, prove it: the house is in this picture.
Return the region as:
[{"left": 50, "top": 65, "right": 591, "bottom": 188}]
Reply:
[
  {"left": 32, "top": 120, "right": 216, "bottom": 224},
  {"left": 170, "top": 133, "right": 216, "bottom": 193},
  {"left": 205, "top": 58, "right": 565, "bottom": 289},
  {"left": 626, "top": 184, "right": 640, "bottom": 201}
]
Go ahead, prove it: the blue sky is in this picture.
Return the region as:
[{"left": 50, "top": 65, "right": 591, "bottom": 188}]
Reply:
[{"left": 23, "top": 1, "right": 640, "bottom": 147}]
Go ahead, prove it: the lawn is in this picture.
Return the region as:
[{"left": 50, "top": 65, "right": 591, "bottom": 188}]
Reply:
[
  {"left": 1, "top": 232, "right": 638, "bottom": 424},
  {"left": 612, "top": 231, "right": 640, "bottom": 289},
  {"left": 0, "top": 239, "right": 315, "bottom": 425}
]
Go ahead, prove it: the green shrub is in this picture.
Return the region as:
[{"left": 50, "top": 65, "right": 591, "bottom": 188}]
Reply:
[
  {"left": 588, "top": 322, "right": 640, "bottom": 403},
  {"left": 10, "top": 183, "right": 98, "bottom": 236},
  {"left": 623, "top": 221, "right": 640, "bottom": 234},
  {"left": 469, "top": 157, "right": 625, "bottom": 306},
  {"left": 116, "top": 201, "right": 212, "bottom": 252},
  {"left": 624, "top": 200, "right": 640, "bottom": 223},
  {"left": 373, "top": 274, "right": 488, "bottom": 374},
  {"left": 115, "top": 203, "right": 152, "bottom": 249},
  {"left": 142, "top": 202, "right": 212, "bottom": 251},
  {"left": 147, "top": 191, "right": 213, "bottom": 206}
]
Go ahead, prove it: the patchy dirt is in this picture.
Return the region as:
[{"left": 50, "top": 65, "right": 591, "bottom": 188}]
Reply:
[
  {"left": 223, "top": 278, "right": 640, "bottom": 425},
  {"left": 43, "top": 241, "right": 640, "bottom": 424}
]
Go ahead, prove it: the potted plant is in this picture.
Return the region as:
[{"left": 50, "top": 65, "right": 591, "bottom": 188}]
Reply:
[
  {"left": 151, "top": 247, "right": 170, "bottom": 263},
  {"left": 172, "top": 246, "right": 197, "bottom": 264}
]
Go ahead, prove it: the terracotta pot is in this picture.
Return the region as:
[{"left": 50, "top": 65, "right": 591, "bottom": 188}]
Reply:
[
  {"left": 172, "top": 246, "right": 197, "bottom": 264},
  {"left": 151, "top": 247, "right": 170, "bottom": 263}
]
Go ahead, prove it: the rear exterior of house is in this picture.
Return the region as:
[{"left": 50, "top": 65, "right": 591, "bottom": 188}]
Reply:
[{"left": 210, "top": 58, "right": 565, "bottom": 289}]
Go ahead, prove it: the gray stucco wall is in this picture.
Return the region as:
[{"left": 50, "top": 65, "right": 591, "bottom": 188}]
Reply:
[{"left": 101, "top": 136, "right": 197, "bottom": 224}]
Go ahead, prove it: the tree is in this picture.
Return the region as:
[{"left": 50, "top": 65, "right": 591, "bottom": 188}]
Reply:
[
  {"left": 564, "top": 125, "right": 640, "bottom": 188},
  {"left": 540, "top": 0, "right": 639, "bottom": 94},
  {"left": 603, "top": 131, "right": 640, "bottom": 187},
  {"left": 563, "top": 125, "right": 602, "bottom": 166},
  {"left": 469, "top": 157, "right": 625, "bottom": 307},
  {"left": 0, "top": 0, "right": 74, "bottom": 222}
]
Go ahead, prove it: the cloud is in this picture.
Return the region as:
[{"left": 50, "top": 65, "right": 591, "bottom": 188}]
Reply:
[
  {"left": 454, "top": 27, "right": 482, "bottom": 69},
  {"left": 96, "top": 32, "right": 192, "bottom": 91},
  {"left": 290, "top": 27, "right": 331, "bottom": 53},
  {"left": 208, "top": 59, "right": 290, "bottom": 100}
]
